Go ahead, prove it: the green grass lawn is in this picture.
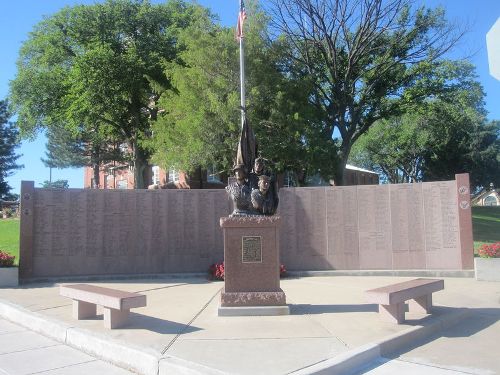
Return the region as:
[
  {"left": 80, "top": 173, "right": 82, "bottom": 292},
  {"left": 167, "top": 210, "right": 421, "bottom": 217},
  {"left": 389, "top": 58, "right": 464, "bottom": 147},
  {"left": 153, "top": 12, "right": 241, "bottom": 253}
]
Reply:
[
  {"left": 472, "top": 206, "right": 500, "bottom": 251},
  {"left": 0, "top": 218, "right": 20, "bottom": 265}
]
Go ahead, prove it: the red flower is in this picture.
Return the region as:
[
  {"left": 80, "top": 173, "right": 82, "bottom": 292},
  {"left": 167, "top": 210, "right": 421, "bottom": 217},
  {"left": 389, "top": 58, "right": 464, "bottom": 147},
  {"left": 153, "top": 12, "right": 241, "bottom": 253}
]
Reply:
[
  {"left": 0, "top": 251, "right": 15, "bottom": 267},
  {"left": 209, "top": 262, "right": 225, "bottom": 280},
  {"left": 280, "top": 264, "right": 287, "bottom": 277},
  {"left": 478, "top": 242, "right": 500, "bottom": 258}
]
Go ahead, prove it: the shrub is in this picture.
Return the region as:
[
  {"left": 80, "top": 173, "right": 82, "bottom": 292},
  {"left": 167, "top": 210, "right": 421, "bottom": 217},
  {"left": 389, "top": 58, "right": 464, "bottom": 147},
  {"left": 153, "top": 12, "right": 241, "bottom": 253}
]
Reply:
[
  {"left": 477, "top": 242, "right": 500, "bottom": 258},
  {"left": 208, "top": 262, "right": 288, "bottom": 280},
  {"left": 3, "top": 207, "right": 16, "bottom": 218},
  {"left": 280, "top": 264, "right": 287, "bottom": 277},
  {"left": 209, "top": 262, "right": 225, "bottom": 281},
  {"left": 0, "top": 250, "right": 15, "bottom": 267}
]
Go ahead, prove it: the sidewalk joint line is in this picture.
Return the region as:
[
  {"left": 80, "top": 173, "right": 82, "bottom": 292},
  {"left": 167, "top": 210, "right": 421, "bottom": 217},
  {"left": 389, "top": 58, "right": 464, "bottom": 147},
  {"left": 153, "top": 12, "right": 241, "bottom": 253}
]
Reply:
[
  {"left": 34, "top": 304, "right": 71, "bottom": 312},
  {"left": 396, "top": 358, "right": 477, "bottom": 375},
  {"left": 0, "top": 343, "right": 61, "bottom": 356},
  {"left": 26, "top": 359, "right": 98, "bottom": 375},
  {"left": 176, "top": 336, "right": 335, "bottom": 341},
  {"left": 134, "top": 283, "right": 189, "bottom": 293},
  {"left": 161, "top": 287, "right": 222, "bottom": 355},
  {"left": 0, "top": 329, "right": 27, "bottom": 336}
]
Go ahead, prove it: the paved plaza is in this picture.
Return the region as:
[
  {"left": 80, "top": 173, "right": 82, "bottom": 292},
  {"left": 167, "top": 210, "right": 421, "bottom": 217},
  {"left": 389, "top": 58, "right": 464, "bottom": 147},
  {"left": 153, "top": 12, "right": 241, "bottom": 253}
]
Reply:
[{"left": 0, "top": 275, "right": 498, "bottom": 374}]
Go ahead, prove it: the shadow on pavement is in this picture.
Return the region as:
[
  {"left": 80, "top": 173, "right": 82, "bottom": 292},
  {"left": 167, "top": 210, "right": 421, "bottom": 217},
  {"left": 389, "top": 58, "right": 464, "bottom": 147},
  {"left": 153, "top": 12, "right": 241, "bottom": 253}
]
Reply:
[
  {"left": 389, "top": 307, "right": 500, "bottom": 357},
  {"left": 124, "top": 312, "right": 203, "bottom": 334},
  {"left": 290, "top": 303, "right": 379, "bottom": 314}
]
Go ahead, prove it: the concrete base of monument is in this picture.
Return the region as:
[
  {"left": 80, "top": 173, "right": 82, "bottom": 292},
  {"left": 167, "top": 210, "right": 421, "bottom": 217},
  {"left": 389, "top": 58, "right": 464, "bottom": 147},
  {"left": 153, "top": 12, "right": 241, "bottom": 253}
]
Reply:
[
  {"left": 219, "top": 288, "right": 289, "bottom": 316},
  {"left": 220, "top": 288, "right": 287, "bottom": 306},
  {"left": 218, "top": 305, "right": 290, "bottom": 316},
  {"left": 219, "top": 289, "right": 290, "bottom": 316}
]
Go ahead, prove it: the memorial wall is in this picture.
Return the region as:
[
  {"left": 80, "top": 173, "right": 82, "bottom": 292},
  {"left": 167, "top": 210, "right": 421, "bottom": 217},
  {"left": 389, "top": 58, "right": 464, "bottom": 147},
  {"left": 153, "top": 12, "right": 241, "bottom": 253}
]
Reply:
[{"left": 19, "top": 174, "right": 473, "bottom": 280}]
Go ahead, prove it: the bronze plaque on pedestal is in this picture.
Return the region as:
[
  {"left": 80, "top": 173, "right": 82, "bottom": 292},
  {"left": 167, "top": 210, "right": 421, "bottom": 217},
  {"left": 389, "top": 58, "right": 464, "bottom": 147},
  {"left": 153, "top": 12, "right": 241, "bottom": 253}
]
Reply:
[{"left": 242, "top": 236, "right": 262, "bottom": 263}]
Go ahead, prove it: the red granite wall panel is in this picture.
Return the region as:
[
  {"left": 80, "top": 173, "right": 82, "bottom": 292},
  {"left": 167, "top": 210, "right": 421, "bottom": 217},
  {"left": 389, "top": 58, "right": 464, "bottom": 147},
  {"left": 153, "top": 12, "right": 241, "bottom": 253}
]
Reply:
[{"left": 19, "top": 174, "right": 473, "bottom": 279}]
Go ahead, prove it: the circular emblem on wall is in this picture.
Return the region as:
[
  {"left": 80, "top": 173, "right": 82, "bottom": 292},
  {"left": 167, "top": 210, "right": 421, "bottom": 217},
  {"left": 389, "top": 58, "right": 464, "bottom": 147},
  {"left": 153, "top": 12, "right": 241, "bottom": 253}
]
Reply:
[
  {"left": 459, "top": 201, "right": 470, "bottom": 210},
  {"left": 23, "top": 193, "right": 31, "bottom": 200},
  {"left": 458, "top": 186, "right": 469, "bottom": 195}
]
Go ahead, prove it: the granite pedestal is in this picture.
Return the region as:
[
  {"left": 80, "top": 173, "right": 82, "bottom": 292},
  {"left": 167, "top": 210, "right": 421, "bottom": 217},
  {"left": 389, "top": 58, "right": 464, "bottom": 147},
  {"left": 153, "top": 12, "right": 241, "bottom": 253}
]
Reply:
[{"left": 219, "top": 215, "right": 289, "bottom": 316}]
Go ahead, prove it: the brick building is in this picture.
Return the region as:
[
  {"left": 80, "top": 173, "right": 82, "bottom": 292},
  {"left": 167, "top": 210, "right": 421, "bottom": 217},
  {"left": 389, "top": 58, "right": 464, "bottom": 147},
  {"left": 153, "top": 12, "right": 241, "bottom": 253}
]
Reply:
[
  {"left": 84, "top": 163, "right": 378, "bottom": 190},
  {"left": 342, "top": 164, "right": 380, "bottom": 185},
  {"left": 83, "top": 163, "right": 227, "bottom": 190}
]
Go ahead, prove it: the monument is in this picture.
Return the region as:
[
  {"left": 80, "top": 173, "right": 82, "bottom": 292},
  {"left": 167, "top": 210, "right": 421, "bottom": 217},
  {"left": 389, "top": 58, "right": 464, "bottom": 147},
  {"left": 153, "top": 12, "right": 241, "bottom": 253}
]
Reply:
[{"left": 218, "top": 0, "right": 288, "bottom": 316}]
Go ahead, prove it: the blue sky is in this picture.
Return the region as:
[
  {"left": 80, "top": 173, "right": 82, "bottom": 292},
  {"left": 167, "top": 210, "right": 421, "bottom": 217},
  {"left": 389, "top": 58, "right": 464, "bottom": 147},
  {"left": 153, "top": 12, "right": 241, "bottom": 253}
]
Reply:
[{"left": 2, "top": 0, "right": 499, "bottom": 194}]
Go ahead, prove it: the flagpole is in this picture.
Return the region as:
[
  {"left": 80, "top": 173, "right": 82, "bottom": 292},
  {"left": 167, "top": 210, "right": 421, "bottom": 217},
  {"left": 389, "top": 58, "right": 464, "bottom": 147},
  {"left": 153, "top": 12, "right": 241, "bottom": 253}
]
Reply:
[{"left": 239, "top": 1, "right": 246, "bottom": 130}]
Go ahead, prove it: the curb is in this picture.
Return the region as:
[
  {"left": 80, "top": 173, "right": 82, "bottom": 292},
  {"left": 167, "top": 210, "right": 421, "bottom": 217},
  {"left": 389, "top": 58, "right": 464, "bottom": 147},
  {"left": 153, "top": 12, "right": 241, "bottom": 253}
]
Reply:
[
  {"left": 0, "top": 298, "right": 221, "bottom": 375},
  {"left": 0, "top": 298, "right": 470, "bottom": 375},
  {"left": 19, "top": 269, "right": 475, "bottom": 285},
  {"left": 289, "top": 307, "right": 470, "bottom": 375},
  {"left": 290, "top": 343, "right": 381, "bottom": 375},
  {"left": 20, "top": 272, "right": 208, "bottom": 285},
  {"left": 287, "top": 270, "right": 475, "bottom": 278}
]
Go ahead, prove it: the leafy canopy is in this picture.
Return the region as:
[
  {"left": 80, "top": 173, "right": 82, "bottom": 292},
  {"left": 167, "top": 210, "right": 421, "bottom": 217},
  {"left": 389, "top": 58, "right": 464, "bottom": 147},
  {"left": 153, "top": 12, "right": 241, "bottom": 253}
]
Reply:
[
  {"left": 350, "top": 61, "right": 500, "bottom": 190},
  {"left": 9, "top": 0, "right": 203, "bottom": 188},
  {"left": 150, "top": 1, "right": 336, "bottom": 183},
  {"left": 0, "top": 100, "right": 23, "bottom": 200},
  {"left": 266, "top": 0, "right": 466, "bottom": 184}
]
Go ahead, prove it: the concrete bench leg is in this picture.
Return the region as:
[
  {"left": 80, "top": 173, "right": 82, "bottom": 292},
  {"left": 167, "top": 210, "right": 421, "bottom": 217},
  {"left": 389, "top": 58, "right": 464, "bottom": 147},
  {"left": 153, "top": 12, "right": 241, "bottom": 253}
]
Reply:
[
  {"left": 379, "top": 303, "right": 405, "bottom": 324},
  {"left": 73, "top": 300, "right": 97, "bottom": 320},
  {"left": 409, "top": 294, "right": 432, "bottom": 314},
  {"left": 103, "top": 307, "right": 130, "bottom": 329}
]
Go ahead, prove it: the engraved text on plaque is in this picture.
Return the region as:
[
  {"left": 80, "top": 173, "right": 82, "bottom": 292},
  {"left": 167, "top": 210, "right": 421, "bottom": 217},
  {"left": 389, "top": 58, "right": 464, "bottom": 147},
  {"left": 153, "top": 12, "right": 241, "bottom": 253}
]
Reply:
[{"left": 242, "top": 236, "right": 262, "bottom": 263}]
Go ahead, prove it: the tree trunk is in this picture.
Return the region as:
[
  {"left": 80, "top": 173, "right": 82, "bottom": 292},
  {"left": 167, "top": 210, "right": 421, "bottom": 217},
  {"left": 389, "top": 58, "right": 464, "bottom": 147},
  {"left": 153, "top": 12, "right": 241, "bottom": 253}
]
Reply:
[
  {"left": 92, "top": 162, "right": 100, "bottom": 189},
  {"left": 132, "top": 142, "right": 147, "bottom": 189},
  {"left": 334, "top": 142, "right": 352, "bottom": 186}
]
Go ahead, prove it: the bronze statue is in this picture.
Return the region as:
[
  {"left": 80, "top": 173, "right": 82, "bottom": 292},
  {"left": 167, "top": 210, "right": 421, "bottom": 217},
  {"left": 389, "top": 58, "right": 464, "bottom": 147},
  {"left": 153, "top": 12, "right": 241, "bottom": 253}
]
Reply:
[
  {"left": 251, "top": 175, "right": 277, "bottom": 215},
  {"left": 249, "top": 157, "right": 279, "bottom": 214},
  {"left": 226, "top": 116, "right": 279, "bottom": 216},
  {"left": 226, "top": 164, "right": 254, "bottom": 216},
  {"left": 248, "top": 157, "right": 266, "bottom": 190}
]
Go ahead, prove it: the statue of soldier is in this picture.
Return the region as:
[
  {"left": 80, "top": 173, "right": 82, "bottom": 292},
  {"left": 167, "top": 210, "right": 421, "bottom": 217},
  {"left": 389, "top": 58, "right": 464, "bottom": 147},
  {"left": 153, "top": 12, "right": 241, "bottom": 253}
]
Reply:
[
  {"left": 226, "top": 163, "right": 254, "bottom": 216},
  {"left": 251, "top": 175, "right": 278, "bottom": 215},
  {"left": 248, "top": 157, "right": 267, "bottom": 190},
  {"left": 248, "top": 157, "right": 279, "bottom": 213}
]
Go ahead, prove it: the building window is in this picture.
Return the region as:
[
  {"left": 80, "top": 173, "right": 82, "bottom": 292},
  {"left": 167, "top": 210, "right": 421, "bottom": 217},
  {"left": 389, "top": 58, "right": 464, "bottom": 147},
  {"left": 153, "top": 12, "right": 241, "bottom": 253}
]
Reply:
[
  {"left": 207, "top": 165, "right": 221, "bottom": 183},
  {"left": 106, "top": 174, "right": 114, "bottom": 189},
  {"left": 484, "top": 195, "right": 498, "bottom": 206},
  {"left": 117, "top": 180, "right": 127, "bottom": 189},
  {"left": 152, "top": 166, "right": 160, "bottom": 185},
  {"left": 284, "top": 170, "right": 296, "bottom": 187},
  {"left": 169, "top": 168, "right": 179, "bottom": 183}
]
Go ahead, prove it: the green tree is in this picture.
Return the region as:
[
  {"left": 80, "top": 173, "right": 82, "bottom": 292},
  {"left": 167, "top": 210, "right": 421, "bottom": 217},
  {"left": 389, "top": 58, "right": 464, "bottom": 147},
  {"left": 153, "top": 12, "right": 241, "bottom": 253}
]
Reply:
[
  {"left": 10, "top": 0, "right": 201, "bottom": 188},
  {"left": 40, "top": 179, "right": 69, "bottom": 189},
  {"left": 41, "top": 125, "right": 87, "bottom": 170},
  {"left": 350, "top": 113, "right": 429, "bottom": 184},
  {"left": 0, "top": 100, "right": 23, "bottom": 200},
  {"left": 41, "top": 124, "right": 123, "bottom": 188},
  {"left": 350, "top": 62, "right": 500, "bottom": 190},
  {"left": 267, "top": 0, "right": 465, "bottom": 185},
  {"left": 150, "top": 2, "right": 334, "bottom": 183}
]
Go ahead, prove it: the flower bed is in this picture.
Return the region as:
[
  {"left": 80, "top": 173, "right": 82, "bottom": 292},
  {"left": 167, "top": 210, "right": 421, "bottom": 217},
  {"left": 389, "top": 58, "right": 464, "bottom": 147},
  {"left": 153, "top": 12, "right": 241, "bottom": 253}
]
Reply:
[
  {"left": 0, "top": 250, "right": 18, "bottom": 287},
  {"left": 475, "top": 242, "right": 500, "bottom": 282},
  {"left": 0, "top": 251, "right": 15, "bottom": 267},
  {"left": 209, "top": 262, "right": 287, "bottom": 281},
  {"left": 477, "top": 242, "right": 500, "bottom": 258}
]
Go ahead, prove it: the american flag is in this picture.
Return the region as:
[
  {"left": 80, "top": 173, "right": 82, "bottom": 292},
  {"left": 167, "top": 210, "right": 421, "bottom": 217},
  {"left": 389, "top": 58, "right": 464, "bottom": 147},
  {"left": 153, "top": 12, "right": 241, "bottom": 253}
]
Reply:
[{"left": 236, "top": 0, "right": 247, "bottom": 40}]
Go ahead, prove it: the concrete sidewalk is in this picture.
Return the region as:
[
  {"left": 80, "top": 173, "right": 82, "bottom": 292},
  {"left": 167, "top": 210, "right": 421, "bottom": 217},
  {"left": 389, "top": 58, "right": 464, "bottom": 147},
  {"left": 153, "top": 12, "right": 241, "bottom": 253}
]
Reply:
[
  {"left": 0, "top": 275, "right": 498, "bottom": 375},
  {"left": 0, "top": 318, "right": 135, "bottom": 374}
]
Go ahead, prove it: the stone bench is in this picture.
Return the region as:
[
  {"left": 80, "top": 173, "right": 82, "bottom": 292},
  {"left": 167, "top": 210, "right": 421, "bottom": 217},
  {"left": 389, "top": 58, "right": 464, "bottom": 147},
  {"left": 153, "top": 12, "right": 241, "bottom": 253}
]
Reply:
[
  {"left": 60, "top": 284, "right": 147, "bottom": 329},
  {"left": 365, "top": 278, "right": 444, "bottom": 324}
]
